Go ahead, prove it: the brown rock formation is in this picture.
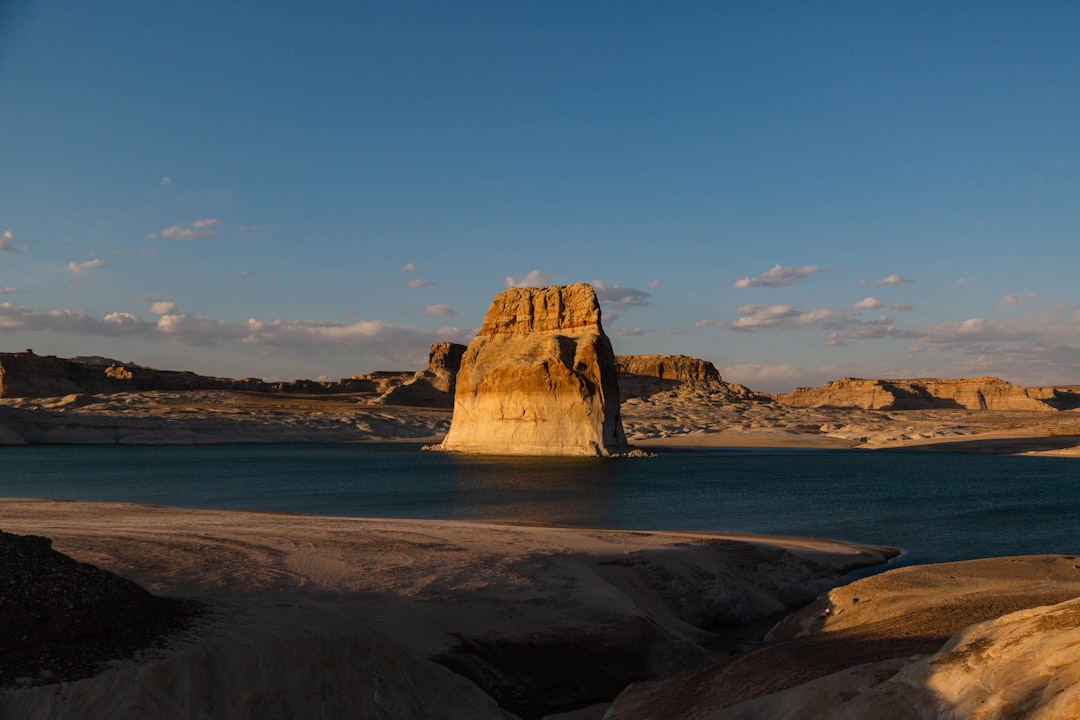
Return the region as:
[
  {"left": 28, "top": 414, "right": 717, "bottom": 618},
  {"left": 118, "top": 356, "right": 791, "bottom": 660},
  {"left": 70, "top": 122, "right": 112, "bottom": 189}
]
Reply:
[
  {"left": 437, "top": 283, "right": 629, "bottom": 455},
  {"left": 374, "top": 342, "right": 466, "bottom": 407},
  {"left": 0, "top": 352, "right": 381, "bottom": 399},
  {"left": 777, "top": 377, "right": 1055, "bottom": 411}
]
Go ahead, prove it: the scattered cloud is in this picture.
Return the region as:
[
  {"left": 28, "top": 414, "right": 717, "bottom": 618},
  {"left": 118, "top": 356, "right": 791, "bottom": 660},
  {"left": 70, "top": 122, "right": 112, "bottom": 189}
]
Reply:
[
  {"left": 160, "top": 176, "right": 173, "bottom": 186},
  {"left": 955, "top": 278, "right": 971, "bottom": 285},
  {"left": 871, "top": 274, "right": 913, "bottom": 286},
  {"left": 156, "top": 218, "right": 220, "bottom": 241},
  {"left": 505, "top": 270, "right": 554, "bottom": 288},
  {"left": 111, "top": 247, "right": 158, "bottom": 255},
  {"left": 0, "top": 287, "right": 21, "bottom": 295},
  {"left": 407, "top": 278, "right": 431, "bottom": 289},
  {"left": 424, "top": 304, "right": 456, "bottom": 317},
  {"left": 240, "top": 271, "right": 252, "bottom": 278},
  {"left": 0, "top": 303, "right": 148, "bottom": 336},
  {"left": 0, "top": 230, "right": 24, "bottom": 252},
  {"left": 591, "top": 280, "right": 650, "bottom": 310},
  {"left": 611, "top": 327, "right": 647, "bottom": 337},
  {"left": 67, "top": 258, "right": 107, "bottom": 276},
  {"left": 402, "top": 263, "right": 418, "bottom": 273},
  {"left": 909, "top": 318, "right": 1036, "bottom": 352},
  {"left": 852, "top": 297, "right": 884, "bottom": 310},
  {"left": 997, "top": 292, "right": 1037, "bottom": 308},
  {"left": 138, "top": 297, "right": 178, "bottom": 316},
  {"left": 825, "top": 317, "right": 907, "bottom": 346},
  {"left": 733, "top": 264, "right": 825, "bottom": 289},
  {"left": 890, "top": 303, "right": 914, "bottom": 312},
  {"left": 647, "top": 280, "right": 661, "bottom": 288},
  {"left": 705, "top": 304, "right": 849, "bottom": 332}
]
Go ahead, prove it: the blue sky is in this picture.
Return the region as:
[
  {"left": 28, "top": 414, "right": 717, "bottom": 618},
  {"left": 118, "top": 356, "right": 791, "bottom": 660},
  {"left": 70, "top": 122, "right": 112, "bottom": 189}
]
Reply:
[{"left": 1, "top": 1, "right": 1077, "bottom": 391}]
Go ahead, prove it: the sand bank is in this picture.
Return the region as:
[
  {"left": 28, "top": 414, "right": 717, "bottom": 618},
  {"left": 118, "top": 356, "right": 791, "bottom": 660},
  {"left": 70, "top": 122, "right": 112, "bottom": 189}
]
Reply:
[{"left": 0, "top": 498, "right": 892, "bottom": 718}]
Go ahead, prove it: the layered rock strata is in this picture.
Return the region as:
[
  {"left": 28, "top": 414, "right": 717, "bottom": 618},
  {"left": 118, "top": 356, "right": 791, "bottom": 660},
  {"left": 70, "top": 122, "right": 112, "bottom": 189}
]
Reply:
[
  {"left": 777, "top": 376, "right": 1055, "bottom": 411},
  {"left": 437, "top": 283, "right": 629, "bottom": 455},
  {"left": 373, "top": 342, "right": 465, "bottom": 408}
]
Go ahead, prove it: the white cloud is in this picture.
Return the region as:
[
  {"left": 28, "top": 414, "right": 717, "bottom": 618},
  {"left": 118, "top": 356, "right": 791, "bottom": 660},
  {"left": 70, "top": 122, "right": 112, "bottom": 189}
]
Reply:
[
  {"left": 826, "top": 317, "right": 906, "bottom": 346},
  {"left": 160, "top": 176, "right": 173, "bottom": 186},
  {"left": 157, "top": 218, "right": 220, "bottom": 240},
  {"left": 910, "top": 318, "right": 1035, "bottom": 351},
  {"left": 708, "top": 304, "right": 848, "bottom": 332},
  {"left": 733, "top": 264, "right": 825, "bottom": 289},
  {"left": 0, "top": 303, "right": 148, "bottom": 336},
  {"left": 402, "top": 263, "right": 418, "bottom": 273},
  {"left": 67, "top": 258, "right": 107, "bottom": 276},
  {"left": 873, "top": 274, "right": 914, "bottom": 286},
  {"left": 890, "top": 303, "right": 914, "bottom": 312},
  {"left": 505, "top": 270, "right": 554, "bottom": 288},
  {"left": 424, "top": 304, "right": 456, "bottom": 317},
  {"left": 138, "top": 297, "right": 178, "bottom": 316},
  {"left": 0, "top": 287, "right": 21, "bottom": 295},
  {"left": 591, "top": 280, "right": 650, "bottom": 310},
  {"left": 611, "top": 327, "right": 647, "bottom": 336},
  {"left": 0, "top": 230, "right": 24, "bottom": 252},
  {"left": 996, "top": 292, "right": 1037, "bottom": 308},
  {"left": 852, "top": 297, "right": 884, "bottom": 310},
  {"left": 647, "top": 280, "right": 661, "bottom": 288},
  {"left": 407, "top": 278, "right": 431, "bottom": 288}
]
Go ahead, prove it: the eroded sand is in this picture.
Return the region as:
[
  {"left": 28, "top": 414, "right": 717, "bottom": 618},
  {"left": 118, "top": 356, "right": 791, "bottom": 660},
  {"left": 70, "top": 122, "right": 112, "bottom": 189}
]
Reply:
[{"left": 0, "top": 499, "right": 892, "bottom": 718}]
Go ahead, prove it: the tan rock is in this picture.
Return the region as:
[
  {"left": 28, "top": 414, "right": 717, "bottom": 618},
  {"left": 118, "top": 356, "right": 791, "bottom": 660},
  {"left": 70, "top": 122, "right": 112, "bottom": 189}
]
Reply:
[
  {"left": 437, "top": 283, "right": 628, "bottom": 455},
  {"left": 374, "top": 342, "right": 465, "bottom": 407},
  {"left": 777, "top": 377, "right": 1054, "bottom": 412}
]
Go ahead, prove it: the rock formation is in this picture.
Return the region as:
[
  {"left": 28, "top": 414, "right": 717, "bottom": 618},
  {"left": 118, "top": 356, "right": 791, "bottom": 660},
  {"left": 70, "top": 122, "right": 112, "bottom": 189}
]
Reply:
[
  {"left": 437, "top": 283, "right": 629, "bottom": 455},
  {"left": 776, "top": 376, "right": 1055, "bottom": 411},
  {"left": 373, "top": 342, "right": 465, "bottom": 408},
  {"left": 615, "top": 354, "right": 720, "bottom": 399}
]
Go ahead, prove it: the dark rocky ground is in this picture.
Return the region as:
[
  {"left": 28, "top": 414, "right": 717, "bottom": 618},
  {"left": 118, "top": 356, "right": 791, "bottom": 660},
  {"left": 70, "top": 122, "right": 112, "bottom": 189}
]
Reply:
[{"left": 0, "top": 530, "right": 200, "bottom": 688}]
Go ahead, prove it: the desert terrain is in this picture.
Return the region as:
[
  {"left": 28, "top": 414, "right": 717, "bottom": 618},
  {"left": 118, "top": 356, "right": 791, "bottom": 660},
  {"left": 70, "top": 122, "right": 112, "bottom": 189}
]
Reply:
[
  {"left": 2, "top": 383, "right": 1079, "bottom": 457},
  {"left": 3, "top": 348, "right": 1080, "bottom": 718}
]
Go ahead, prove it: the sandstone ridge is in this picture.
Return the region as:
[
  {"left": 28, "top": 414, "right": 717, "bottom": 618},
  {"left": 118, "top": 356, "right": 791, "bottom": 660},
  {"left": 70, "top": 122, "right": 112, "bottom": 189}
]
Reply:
[
  {"left": 777, "top": 376, "right": 1056, "bottom": 411},
  {"left": 437, "top": 283, "right": 629, "bottom": 456}
]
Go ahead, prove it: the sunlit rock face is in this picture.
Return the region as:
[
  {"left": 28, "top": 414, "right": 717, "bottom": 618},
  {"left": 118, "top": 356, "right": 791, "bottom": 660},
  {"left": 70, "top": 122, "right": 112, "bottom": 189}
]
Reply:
[{"left": 438, "top": 283, "right": 628, "bottom": 456}]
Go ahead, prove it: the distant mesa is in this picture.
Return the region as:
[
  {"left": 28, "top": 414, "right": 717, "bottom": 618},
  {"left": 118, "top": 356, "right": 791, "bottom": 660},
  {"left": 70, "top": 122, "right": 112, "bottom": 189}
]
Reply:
[
  {"left": 775, "top": 377, "right": 1059, "bottom": 412},
  {"left": 436, "top": 283, "right": 630, "bottom": 456}
]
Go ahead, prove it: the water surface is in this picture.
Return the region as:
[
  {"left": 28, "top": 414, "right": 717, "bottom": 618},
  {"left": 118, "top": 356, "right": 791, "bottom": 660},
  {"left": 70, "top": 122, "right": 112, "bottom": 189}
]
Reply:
[{"left": 2, "top": 443, "right": 1077, "bottom": 568}]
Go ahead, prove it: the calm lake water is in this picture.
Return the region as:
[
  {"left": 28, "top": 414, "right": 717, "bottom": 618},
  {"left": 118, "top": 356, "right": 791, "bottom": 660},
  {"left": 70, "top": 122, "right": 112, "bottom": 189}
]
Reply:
[{"left": 1, "top": 443, "right": 1078, "bottom": 570}]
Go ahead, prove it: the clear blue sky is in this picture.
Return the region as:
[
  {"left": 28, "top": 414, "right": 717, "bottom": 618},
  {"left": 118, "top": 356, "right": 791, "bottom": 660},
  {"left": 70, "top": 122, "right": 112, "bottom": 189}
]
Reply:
[{"left": 2, "top": 1, "right": 1077, "bottom": 391}]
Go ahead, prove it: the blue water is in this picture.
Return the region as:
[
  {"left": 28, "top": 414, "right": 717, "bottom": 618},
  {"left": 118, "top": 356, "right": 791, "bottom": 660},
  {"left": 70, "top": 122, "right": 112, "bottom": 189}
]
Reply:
[{"left": 1, "top": 443, "right": 1078, "bottom": 569}]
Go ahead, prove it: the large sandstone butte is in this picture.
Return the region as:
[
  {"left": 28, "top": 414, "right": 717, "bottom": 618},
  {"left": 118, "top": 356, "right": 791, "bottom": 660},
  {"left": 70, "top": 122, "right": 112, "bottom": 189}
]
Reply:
[{"left": 437, "top": 283, "right": 629, "bottom": 456}]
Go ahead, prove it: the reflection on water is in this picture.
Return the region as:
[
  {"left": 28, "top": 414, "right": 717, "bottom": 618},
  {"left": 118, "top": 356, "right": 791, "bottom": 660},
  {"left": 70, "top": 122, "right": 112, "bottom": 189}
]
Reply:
[
  {"left": 1, "top": 443, "right": 1079, "bottom": 567},
  {"left": 440, "top": 454, "right": 624, "bottom": 526}
]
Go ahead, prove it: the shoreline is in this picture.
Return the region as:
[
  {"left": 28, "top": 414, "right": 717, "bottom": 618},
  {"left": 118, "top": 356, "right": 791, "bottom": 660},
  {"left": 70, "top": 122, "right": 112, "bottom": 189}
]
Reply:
[{"left": 4, "top": 499, "right": 1079, "bottom": 718}]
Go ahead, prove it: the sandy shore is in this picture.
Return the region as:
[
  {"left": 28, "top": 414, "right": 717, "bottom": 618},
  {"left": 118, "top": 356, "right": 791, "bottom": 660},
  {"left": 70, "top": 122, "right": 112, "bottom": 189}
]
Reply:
[
  {"left": 4, "top": 499, "right": 1080, "bottom": 718},
  {"left": 0, "top": 498, "right": 893, "bottom": 718}
]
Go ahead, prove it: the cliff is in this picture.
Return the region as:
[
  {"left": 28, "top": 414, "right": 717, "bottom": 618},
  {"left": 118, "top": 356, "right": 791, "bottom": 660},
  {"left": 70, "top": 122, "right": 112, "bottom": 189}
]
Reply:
[
  {"left": 0, "top": 351, "right": 411, "bottom": 399},
  {"left": 437, "top": 283, "right": 629, "bottom": 456},
  {"left": 372, "top": 342, "right": 466, "bottom": 408},
  {"left": 776, "top": 377, "right": 1056, "bottom": 411}
]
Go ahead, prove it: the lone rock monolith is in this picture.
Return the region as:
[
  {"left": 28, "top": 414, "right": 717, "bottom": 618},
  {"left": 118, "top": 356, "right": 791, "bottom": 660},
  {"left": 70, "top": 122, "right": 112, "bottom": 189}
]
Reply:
[{"left": 437, "top": 283, "right": 628, "bottom": 456}]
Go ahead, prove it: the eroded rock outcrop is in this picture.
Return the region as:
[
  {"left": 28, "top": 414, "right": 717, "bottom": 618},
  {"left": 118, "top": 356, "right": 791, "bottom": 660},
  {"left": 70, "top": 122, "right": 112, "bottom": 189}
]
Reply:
[
  {"left": 374, "top": 342, "right": 465, "bottom": 408},
  {"left": 437, "top": 283, "right": 628, "bottom": 455},
  {"left": 777, "top": 376, "right": 1055, "bottom": 411},
  {"left": 0, "top": 352, "right": 383, "bottom": 399}
]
